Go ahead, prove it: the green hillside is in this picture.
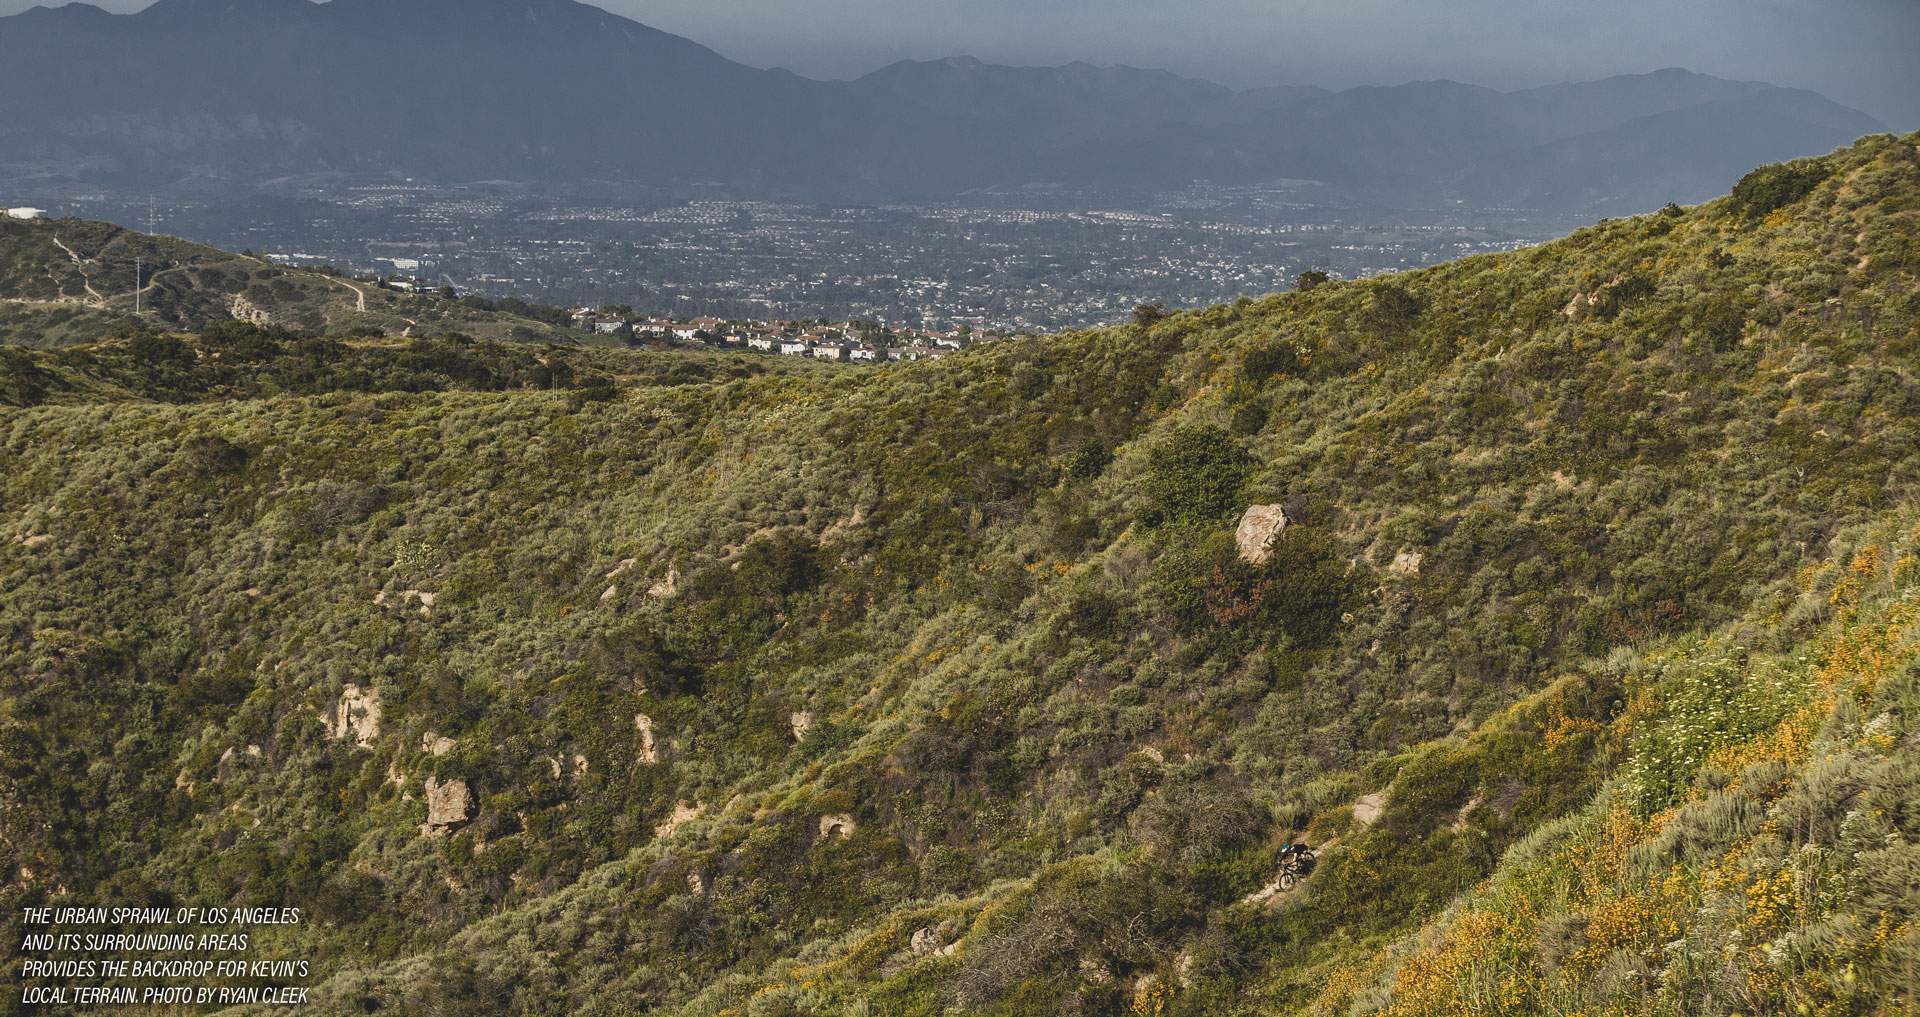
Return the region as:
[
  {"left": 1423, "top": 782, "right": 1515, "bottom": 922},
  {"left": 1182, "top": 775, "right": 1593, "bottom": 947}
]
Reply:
[
  {"left": 2, "top": 132, "right": 1918, "bottom": 1017},
  {"left": 0, "top": 216, "right": 587, "bottom": 347}
]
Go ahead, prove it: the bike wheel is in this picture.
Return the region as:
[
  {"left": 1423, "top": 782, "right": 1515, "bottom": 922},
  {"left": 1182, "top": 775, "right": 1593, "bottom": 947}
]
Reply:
[{"left": 1278, "top": 871, "right": 1297, "bottom": 891}]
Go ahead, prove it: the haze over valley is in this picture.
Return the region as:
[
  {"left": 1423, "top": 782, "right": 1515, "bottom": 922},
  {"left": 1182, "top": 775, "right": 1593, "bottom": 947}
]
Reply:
[{"left": 0, "top": 0, "right": 1892, "bottom": 327}]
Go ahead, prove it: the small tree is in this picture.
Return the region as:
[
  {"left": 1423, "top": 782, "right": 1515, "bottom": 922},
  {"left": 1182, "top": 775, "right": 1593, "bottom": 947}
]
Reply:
[
  {"left": 1133, "top": 302, "right": 1168, "bottom": 327},
  {"left": 1063, "top": 440, "right": 1112, "bottom": 482},
  {"left": 1294, "top": 269, "right": 1330, "bottom": 292}
]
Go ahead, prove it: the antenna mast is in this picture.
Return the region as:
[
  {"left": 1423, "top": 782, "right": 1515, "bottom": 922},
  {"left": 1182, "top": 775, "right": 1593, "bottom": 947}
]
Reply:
[{"left": 135, "top": 257, "right": 142, "bottom": 314}]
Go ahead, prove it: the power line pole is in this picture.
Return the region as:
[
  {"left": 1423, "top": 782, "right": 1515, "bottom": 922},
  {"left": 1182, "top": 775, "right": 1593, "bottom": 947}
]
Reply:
[{"left": 135, "top": 257, "right": 142, "bottom": 314}]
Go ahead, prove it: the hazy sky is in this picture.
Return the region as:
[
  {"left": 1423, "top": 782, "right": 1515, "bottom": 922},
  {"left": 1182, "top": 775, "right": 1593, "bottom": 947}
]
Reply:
[{"left": 7, "top": 0, "right": 1917, "bottom": 127}]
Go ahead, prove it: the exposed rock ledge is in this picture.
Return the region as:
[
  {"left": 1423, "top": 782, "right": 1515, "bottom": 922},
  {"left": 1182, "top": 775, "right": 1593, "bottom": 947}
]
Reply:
[{"left": 1235, "top": 504, "right": 1289, "bottom": 565}]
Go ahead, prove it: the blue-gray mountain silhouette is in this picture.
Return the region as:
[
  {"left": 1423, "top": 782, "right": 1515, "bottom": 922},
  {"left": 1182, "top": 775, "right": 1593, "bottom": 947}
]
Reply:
[{"left": 0, "top": 0, "right": 1885, "bottom": 214}]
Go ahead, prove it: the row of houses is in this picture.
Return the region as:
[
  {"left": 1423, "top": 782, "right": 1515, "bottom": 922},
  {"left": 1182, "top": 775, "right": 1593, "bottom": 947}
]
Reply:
[
  {"left": 568, "top": 311, "right": 986, "bottom": 363},
  {"left": 740, "top": 337, "right": 951, "bottom": 362}
]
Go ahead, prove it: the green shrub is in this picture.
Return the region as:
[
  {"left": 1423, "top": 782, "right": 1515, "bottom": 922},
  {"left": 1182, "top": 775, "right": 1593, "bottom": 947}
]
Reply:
[
  {"left": 1728, "top": 158, "right": 1832, "bottom": 217},
  {"left": 1063, "top": 439, "right": 1112, "bottom": 481},
  {"left": 1141, "top": 424, "right": 1253, "bottom": 525}
]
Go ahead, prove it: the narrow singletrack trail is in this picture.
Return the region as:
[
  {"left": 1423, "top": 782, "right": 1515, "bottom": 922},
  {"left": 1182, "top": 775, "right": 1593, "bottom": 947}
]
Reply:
[{"left": 49, "top": 236, "right": 105, "bottom": 304}]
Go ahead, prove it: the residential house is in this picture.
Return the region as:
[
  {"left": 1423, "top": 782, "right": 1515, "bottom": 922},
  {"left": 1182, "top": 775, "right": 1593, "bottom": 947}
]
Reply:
[
  {"left": 849, "top": 347, "right": 879, "bottom": 362},
  {"left": 779, "top": 341, "right": 810, "bottom": 356},
  {"left": 747, "top": 336, "right": 776, "bottom": 352},
  {"left": 812, "top": 345, "right": 846, "bottom": 361}
]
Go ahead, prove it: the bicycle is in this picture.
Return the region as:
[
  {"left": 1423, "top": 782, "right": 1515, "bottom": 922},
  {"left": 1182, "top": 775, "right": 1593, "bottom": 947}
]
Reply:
[{"left": 1275, "top": 844, "right": 1317, "bottom": 890}]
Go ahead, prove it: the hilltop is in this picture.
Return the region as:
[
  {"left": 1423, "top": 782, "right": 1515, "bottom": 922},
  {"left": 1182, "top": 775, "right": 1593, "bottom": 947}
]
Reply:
[
  {"left": 1, "top": 133, "right": 1918, "bottom": 1017},
  {"left": 0, "top": 216, "right": 588, "bottom": 347}
]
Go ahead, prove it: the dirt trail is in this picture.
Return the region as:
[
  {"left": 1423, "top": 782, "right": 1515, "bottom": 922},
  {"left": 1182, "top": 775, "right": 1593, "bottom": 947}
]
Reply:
[
  {"left": 49, "top": 236, "right": 104, "bottom": 304},
  {"left": 332, "top": 277, "right": 369, "bottom": 312},
  {"left": 1243, "top": 839, "right": 1341, "bottom": 908}
]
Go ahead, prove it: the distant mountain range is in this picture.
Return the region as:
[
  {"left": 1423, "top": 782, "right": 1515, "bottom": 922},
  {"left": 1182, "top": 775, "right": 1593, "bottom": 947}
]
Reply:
[{"left": 0, "top": 0, "right": 1888, "bottom": 214}]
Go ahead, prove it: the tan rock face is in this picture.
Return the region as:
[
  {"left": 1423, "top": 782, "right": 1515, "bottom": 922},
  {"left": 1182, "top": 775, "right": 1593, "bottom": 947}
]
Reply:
[
  {"left": 330, "top": 685, "right": 381, "bottom": 747},
  {"left": 1235, "top": 504, "right": 1289, "bottom": 565},
  {"left": 421, "top": 732, "right": 456, "bottom": 756},
  {"left": 654, "top": 801, "right": 702, "bottom": 839},
  {"left": 373, "top": 590, "right": 435, "bottom": 617},
  {"left": 647, "top": 569, "right": 682, "bottom": 599},
  {"left": 789, "top": 711, "right": 815, "bottom": 742},
  {"left": 910, "top": 919, "right": 961, "bottom": 956},
  {"left": 422, "top": 776, "right": 475, "bottom": 835},
  {"left": 1389, "top": 551, "right": 1423, "bottom": 577},
  {"left": 818, "top": 813, "right": 855, "bottom": 841},
  {"left": 635, "top": 714, "right": 661, "bottom": 764}
]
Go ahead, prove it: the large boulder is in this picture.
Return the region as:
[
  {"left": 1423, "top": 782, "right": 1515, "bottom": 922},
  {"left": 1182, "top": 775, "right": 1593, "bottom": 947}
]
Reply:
[
  {"left": 1235, "top": 504, "right": 1289, "bottom": 565},
  {"left": 422, "top": 775, "right": 475, "bottom": 835},
  {"left": 910, "top": 919, "right": 961, "bottom": 957}
]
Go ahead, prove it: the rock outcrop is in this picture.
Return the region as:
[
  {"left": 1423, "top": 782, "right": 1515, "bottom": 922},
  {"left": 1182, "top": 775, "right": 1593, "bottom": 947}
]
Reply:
[
  {"left": 647, "top": 569, "right": 682, "bottom": 599},
  {"left": 1235, "top": 504, "right": 1289, "bottom": 565},
  {"left": 1389, "top": 551, "right": 1423, "bottom": 577},
  {"left": 330, "top": 685, "right": 381, "bottom": 747},
  {"left": 636, "top": 714, "right": 661, "bottom": 764},
  {"left": 372, "top": 590, "right": 436, "bottom": 617},
  {"left": 654, "top": 801, "right": 701, "bottom": 838},
  {"left": 911, "top": 919, "right": 961, "bottom": 957},
  {"left": 818, "top": 813, "right": 855, "bottom": 841},
  {"left": 789, "top": 711, "right": 815, "bottom": 742},
  {"left": 422, "top": 775, "right": 475, "bottom": 835}
]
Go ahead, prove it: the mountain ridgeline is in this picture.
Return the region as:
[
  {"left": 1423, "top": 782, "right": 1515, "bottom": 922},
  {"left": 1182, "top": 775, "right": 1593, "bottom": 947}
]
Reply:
[
  {"left": 0, "top": 0, "right": 1886, "bottom": 215},
  {"left": 3, "top": 136, "right": 1920, "bottom": 1016}
]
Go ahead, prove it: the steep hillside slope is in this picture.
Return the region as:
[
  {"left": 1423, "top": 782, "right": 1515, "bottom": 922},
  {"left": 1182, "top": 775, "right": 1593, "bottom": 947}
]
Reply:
[
  {"left": 0, "top": 216, "right": 585, "bottom": 346},
  {"left": 1, "top": 133, "right": 1917, "bottom": 1017}
]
